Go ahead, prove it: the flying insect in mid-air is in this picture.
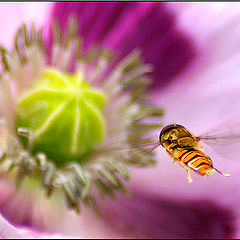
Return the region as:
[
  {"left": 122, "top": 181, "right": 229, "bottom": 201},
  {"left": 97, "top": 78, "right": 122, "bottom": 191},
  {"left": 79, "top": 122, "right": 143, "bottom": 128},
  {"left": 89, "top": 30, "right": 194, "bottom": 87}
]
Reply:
[{"left": 144, "top": 123, "right": 231, "bottom": 183}]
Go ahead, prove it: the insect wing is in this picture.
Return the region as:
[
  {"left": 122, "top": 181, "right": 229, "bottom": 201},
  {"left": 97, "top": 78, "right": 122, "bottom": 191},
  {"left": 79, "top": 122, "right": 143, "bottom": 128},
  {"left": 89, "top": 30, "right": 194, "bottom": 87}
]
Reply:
[
  {"left": 198, "top": 121, "right": 240, "bottom": 159},
  {"left": 198, "top": 121, "right": 240, "bottom": 143}
]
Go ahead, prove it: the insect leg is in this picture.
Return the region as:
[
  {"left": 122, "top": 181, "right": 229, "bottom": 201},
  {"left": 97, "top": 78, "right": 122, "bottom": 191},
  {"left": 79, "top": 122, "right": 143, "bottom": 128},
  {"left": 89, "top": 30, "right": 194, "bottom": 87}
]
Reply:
[
  {"left": 166, "top": 149, "right": 174, "bottom": 158},
  {"left": 17, "top": 128, "right": 33, "bottom": 150},
  {"left": 177, "top": 159, "right": 193, "bottom": 183},
  {"left": 166, "top": 149, "right": 177, "bottom": 163},
  {"left": 213, "top": 167, "right": 231, "bottom": 177},
  {"left": 186, "top": 169, "right": 193, "bottom": 183}
]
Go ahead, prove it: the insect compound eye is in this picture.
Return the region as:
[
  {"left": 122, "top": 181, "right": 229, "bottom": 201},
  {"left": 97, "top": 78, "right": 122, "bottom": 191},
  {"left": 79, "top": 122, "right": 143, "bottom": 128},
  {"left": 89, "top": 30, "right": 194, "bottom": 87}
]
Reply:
[
  {"left": 159, "top": 131, "right": 165, "bottom": 145},
  {"left": 159, "top": 125, "right": 176, "bottom": 145},
  {"left": 159, "top": 124, "right": 175, "bottom": 140},
  {"left": 159, "top": 123, "right": 185, "bottom": 146}
]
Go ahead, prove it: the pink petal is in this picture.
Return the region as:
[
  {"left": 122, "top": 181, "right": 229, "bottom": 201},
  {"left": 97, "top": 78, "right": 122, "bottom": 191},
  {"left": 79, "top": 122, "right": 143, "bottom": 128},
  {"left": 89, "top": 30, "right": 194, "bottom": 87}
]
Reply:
[
  {"left": 126, "top": 3, "right": 240, "bottom": 238},
  {"left": 0, "top": 3, "right": 52, "bottom": 48},
  {"left": 0, "top": 213, "right": 70, "bottom": 238}
]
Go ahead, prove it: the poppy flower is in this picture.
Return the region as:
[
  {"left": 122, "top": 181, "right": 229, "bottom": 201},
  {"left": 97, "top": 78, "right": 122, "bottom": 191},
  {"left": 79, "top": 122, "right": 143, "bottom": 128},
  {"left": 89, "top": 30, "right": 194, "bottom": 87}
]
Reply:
[{"left": 0, "top": 2, "right": 239, "bottom": 239}]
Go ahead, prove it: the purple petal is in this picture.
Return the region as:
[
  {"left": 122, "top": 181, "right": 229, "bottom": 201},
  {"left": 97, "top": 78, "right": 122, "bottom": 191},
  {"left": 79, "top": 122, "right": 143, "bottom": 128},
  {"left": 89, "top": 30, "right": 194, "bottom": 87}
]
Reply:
[
  {"left": 99, "top": 192, "right": 236, "bottom": 238},
  {"left": 50, "top": 2, "right": 197, "bottom": 89}
]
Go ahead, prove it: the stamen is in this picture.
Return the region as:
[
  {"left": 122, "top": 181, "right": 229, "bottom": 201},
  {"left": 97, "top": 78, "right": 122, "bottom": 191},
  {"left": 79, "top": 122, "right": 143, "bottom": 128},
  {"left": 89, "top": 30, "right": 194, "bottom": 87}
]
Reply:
[
  {"left": 14, "top": 27, "right": 27, "bottom": 64},
  {"left": 0, "top": 46, "right": 11, "bottom": 72},
  {"left": 0, "top": 19, "right": 164, "bottom": 215},
  {"left": 17, "top": 128, "right": 33, "bottom": 150}
]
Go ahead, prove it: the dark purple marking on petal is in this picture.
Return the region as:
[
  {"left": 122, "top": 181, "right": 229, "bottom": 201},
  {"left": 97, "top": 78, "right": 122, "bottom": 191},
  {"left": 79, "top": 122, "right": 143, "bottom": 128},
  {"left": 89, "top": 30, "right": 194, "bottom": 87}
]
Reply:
[
  {"left": 99, "top": 193, "right": 236, "bottom": 239},
  {"left": 50, "top": 2, "right": 197, "bottom": 89}
]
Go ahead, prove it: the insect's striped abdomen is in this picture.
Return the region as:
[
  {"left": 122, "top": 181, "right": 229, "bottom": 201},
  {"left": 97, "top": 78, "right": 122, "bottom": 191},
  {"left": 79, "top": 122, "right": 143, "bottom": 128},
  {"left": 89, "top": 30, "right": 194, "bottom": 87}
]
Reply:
[{"left": 177, "top": 149, "right": 213, "bottom": 176}]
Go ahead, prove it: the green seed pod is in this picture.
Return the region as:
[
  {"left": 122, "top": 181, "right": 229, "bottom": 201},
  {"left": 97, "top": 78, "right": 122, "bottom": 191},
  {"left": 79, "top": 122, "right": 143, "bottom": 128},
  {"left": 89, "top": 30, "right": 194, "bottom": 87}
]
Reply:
[{"left": 16, "top": 68, "right": 106, "bottom": 166}]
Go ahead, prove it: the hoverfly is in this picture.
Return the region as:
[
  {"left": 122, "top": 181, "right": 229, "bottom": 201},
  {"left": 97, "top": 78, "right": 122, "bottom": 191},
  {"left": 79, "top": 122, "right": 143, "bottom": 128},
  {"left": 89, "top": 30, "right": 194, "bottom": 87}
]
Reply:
[{"left": 143, "top": 123, "right": 232, "bottom": 183}]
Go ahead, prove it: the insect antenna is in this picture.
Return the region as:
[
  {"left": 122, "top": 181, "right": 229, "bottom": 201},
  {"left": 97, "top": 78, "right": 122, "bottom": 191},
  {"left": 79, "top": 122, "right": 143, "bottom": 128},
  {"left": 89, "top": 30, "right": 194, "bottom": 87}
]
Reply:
[
  {"left": 91, "top": 140, "right": 161, "bottom": 156},
  {"left": 132, "top": 141, "right": 160, "bottom": 148},
  {"left": 146, "top": 142, "right": 161, "bottom": 152},
  {"left": 136, "top": 141, "right": 161, "bottom": 154}
]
